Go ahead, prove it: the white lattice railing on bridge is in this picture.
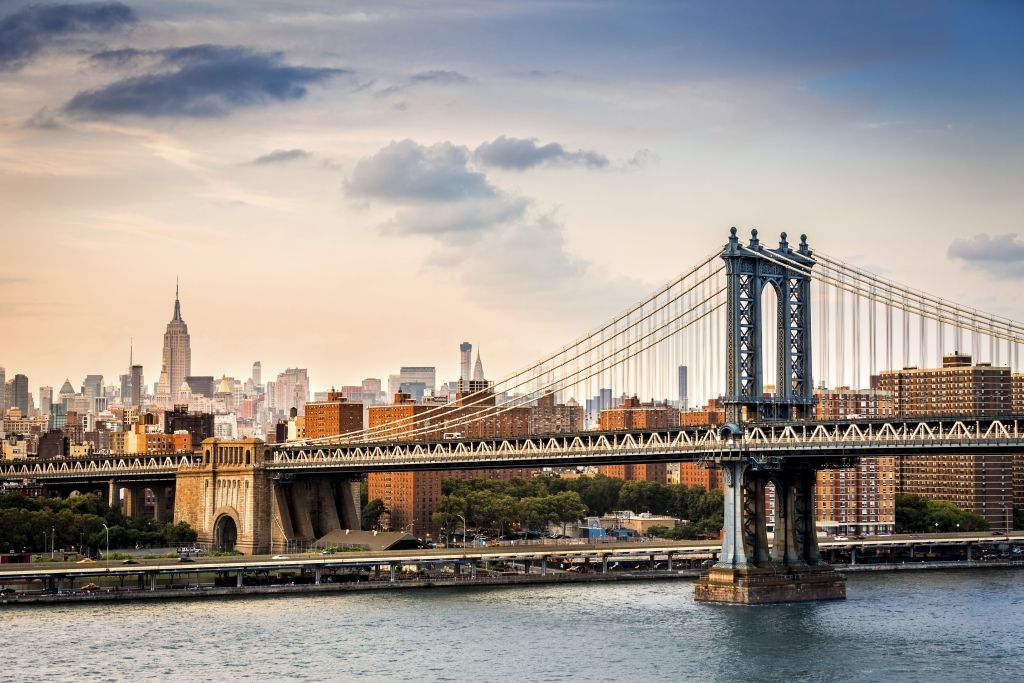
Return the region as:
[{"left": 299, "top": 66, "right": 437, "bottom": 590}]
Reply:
[{"left": 267, "top": 418, "right": 1024, "bottom": 471}]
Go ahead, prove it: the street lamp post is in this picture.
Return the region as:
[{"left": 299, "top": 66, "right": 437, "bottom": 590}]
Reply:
[
  {"left": 455, "top": 513, "right": 467, "bottom": 548},
  {"left": 102, "top": 523, "right": 109, "bottom": 568},
  {"left": 51, "top": 526, "right": 55, "bottom": 559}
]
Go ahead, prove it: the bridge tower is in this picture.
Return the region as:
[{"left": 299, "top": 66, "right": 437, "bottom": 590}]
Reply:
[
  {"left": 722, "top": 227, "right": 816, "bottom": 423},
  {"left": 695, "top": 228, "right": 845, "bottom": 604}
]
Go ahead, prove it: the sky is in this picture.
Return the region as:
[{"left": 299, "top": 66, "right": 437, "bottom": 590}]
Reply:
[{"left": 1, "top": 0, "right": 1023, "bottom": 394}]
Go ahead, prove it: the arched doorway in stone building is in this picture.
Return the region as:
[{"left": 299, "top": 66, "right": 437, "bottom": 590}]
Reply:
[{"left": 214, "top": 514, "right": 238, "bottom": 551}]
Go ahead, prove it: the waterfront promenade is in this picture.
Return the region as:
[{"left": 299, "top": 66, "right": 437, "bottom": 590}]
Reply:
[{"left": 3, "top": 532, "right": 1020, "bottom": 605}]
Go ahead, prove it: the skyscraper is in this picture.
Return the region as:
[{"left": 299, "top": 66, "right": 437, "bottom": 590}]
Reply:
[
  {"left": 472, "top": 351, "right": 485, "bottom": 382},
  {"left": 252, "top": 361, "right": 262, "bottom": 387},
  {"left": 678, "top": 365, "right": 688, "bottom": 409},
  {"left": 155, "top": 281, "right": 191, "bottom": 407},
  {"left": 460, "top": 342, "right": 472, "bottom": 380},
  {"left": 39, "top": 386, "right": 53, "bottom": 417},
  {"left": 82, "top": 374, "right": 104, "bottom": 400},
  {"left": 0, "top": 367, "right": 5, "bottom": 411},
  {"left": 11, "top": 374, "right": 28, "bottom": 415},
  {"left": 130, "top": 365, "right": 144, "bottom": 407}
]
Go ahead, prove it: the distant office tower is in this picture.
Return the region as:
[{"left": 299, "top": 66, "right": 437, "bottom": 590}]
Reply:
[
  {"left": 252, "top": 361, "right": 261, "bottom": 387},
  {"left": 472, "top": 351, "right": 485, "bottom": 382},
  {"left": 0, "top": 367, "right": 6, "bottom": 411},
  {"left": 388, "top": 367, "right": 436, "bottom": 399},
  {"left": 82, "top": 374, "right": 104, "bottom": 400},
  {"left": 678, "top": 365, "right": 688, "bottom": 409},
  {"left": 361, "top": 378, "right": 382, "bottom": 404},
  {"left": 119, "top": 374, "right": 130, "bottom": 404},
  {"left": 130, "top": 365, "right": 144, "bottom": 407},
  {"left": 155, "top": 282, "right": 191, "bottom": 406},
  {"left": 274, "top": 368, "right": 310, "bottom": 415},
  {"left": 39, "top": 386, "right": 53, "bottom": 417},
  {"left": 460, "top": 342, "right": 472, "bottom": 380},
  {"left": 185, "top": 375, "right": 215, "bottom": 398},
  {"left": 11, "top": 374, "right": 28, "bottom": 415}
]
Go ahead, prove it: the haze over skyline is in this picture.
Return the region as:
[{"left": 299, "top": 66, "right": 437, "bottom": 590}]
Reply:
[{"left": 2, "top": 1, "right": 1022, "bottom": 392}]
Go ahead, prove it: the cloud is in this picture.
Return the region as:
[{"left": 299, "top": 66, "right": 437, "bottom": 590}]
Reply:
[
  {"left": 473, "top": 136, "right": 609, "bottom": 170},
  {"left": 23, "top": 107, "right": 64, "bottom": 130},
  {"left": 249, "top": 148, "right": 310, "bottom": 165},
  {"left": 408, "top": 70, "right": 470, "bottom": 85},
  {"left": 948, "top": 233, "right": 1024, "bottom": 278},
  {"left": 346, "top": 139, "right": 496, "bottom": 203},
  {"left": 0, "top": 1, "right": 135, "bottom": 71},
  {"left": 65, "top": 45, "right": 345, "bottom": 118},
  {"left": 382, "top": 196, "right": 529, "bottom": 236}
]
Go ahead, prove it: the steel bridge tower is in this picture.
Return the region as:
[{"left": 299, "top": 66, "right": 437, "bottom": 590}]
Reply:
[
  {"left": 696, "top": 228, "right": 846, "bottom": 604},
  {"left": 722, "top": 226, "right": 816, "bottom": 423}
]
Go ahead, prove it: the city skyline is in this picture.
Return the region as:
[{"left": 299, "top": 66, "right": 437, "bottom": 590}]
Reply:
[{"left": 2, "top": 1, "right": 1023, "bottom": 395}]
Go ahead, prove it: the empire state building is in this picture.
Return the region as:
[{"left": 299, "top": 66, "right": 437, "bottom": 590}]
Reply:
[{"left": 155, "top": 282, "right": 191, "bottom": 406}]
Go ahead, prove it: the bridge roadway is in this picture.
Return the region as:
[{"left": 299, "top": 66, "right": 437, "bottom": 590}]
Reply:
[
  {"left": 1, "top": 533, "right": 1020, "bottom": 585},
  {"left": 267, "top": 416, "right": 1024, "bottom": 474},
  {"left": 2, "top": 416, "right": 1023, "bottom": 484}
]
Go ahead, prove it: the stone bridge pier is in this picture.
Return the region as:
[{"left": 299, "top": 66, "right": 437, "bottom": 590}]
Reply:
[
  {"left": 173, "top": 438, "right": 361, "bottom": 554},
  {"left": 694, "top": 456, "right": 846, "bottom": 604}
]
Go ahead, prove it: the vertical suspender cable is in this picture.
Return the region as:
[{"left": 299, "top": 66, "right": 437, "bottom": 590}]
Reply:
[{"left": 853, "top": 291, "right": 861, "bottom": 389}]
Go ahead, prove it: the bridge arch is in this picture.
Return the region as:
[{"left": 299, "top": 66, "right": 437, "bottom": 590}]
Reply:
[{"left": 213, "top": 509, "right": 241, "bottom": 552}]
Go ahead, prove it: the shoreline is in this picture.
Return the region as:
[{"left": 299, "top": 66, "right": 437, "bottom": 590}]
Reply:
[{"left": 3, "top": 559, "right": 1021, "bottom": 607}]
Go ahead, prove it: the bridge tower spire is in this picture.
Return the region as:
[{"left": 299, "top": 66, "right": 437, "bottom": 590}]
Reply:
[{"left": 722, "top": 227, "right": 816, "bottom": 423}]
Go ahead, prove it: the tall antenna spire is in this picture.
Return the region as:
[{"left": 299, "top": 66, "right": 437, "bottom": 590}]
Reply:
[{"left": 172, "top": 277, "right": 182, "bottom": 321}]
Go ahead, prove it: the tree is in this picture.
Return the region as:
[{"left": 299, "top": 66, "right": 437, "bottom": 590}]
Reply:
[
  {"left": 896, "top": 494, "right": 989, "bottom": 533},
  {"left": 361, "top": 498, "right": 388, "bottom": 531}
]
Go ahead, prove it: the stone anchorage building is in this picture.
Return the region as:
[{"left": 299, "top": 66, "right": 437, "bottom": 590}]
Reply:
[
  {"left": 879, "top": 353, "right": 1017, "bottom": 532},
  {"left": 814, "top": 386, "right": 897, "bottom": 536},
  {"left": 173, "top": 437, "right": 361, "bottom": 553},
  {"left": 597, "top": 396, "right": 679, "bottom": 484}
]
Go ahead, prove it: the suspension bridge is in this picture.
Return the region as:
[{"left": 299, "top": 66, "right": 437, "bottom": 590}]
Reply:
[{"left": 4, "top": 228, "right": 1023, "bottom": 603}]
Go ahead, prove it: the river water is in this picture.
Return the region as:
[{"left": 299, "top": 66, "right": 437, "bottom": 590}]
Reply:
[{"left": 2, "top": 570, "right": 1021, "bottom": 682}]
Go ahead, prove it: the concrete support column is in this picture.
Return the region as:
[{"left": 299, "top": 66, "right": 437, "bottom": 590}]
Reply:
[
  {"left": 667, "top": 554, "right": 674, "bottom": 571},
  {"left": 602, "top": 555, "right": 608, "bottom": 573},
  {"left": 850, "top": 548, "right": 857, "bottom": 565},
  {"left": 389, "top": 562, "right": 397, "bottom": 584},
  {"left": 541, "top": 559, "right": 547, "bottom": 576},
  {"left": 771, "top": 473, "right": 803, "bottom": 568},
  {"left": 236, "top": 571, "right": 244, "bottom": 588},
  {"left": 796, "top": 470, "right": 823, "bottom": 565},
  {"left": 649, "top": 554, "right": 656, "bottom": 570},
  {"left": 108, "top": 479, "right": 120, "bottom": 513},
  {"left": 152, "top": 487, "right": 166, "bottom": 523},
  {"left": 317, "top": 480, "right": 341, "bottom": 536},
  {"left": 273, "top": 485, "right": 296, "bottom": 554},
  {"left": 337, "top": 479, "right": 361, "bottom": 530},
  {"left": 314, "top": 567, "right": 322, "bottom": 585},
  {"left": 470, "top": 562, "right": 477, "bottom": 580},
  {"left": 291, "top": 483, "right": 317, "bottom": 541},
  {"left": 717, "top": 459, "right": 770, "bottom": 569},
  {"left": 149, "top": 574, "right": 157, "bottom": 591},
  {"left": 967, "top": 546, "right": 972, "bottom": 561}
]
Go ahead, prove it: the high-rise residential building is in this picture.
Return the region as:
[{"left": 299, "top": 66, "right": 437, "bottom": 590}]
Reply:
[
  {"left": 0, "top": 367, "right": 6, "bottom": 411},
  {"left": 82, "top": 374, "right": 104, "bottom": 400},
  {"left": 155, "top": 282, "right": 192, "bottom": 407},
  {"left": 252, "top": 361, "right": 262, "bottom": 387},
  {"left": 305, "top": 390, "right": 364, "bottom": 439},
  {"left": 459, "top": 342, "right": 472, "bottom": 380},
  {"left": 678, "top": 365, "right": 688, "bottom": 409},
  {"left": 596, "top": 396, "right": 678, "bottom": 484},
  {"left": 880, "top": 354, "right": 1013, "bottom": 532},
  {"left": 813, "top": 386, "right": 897, "bottom": 535},
  {"left": 38, "top": 386, "right": 53, "bottom": 417}
]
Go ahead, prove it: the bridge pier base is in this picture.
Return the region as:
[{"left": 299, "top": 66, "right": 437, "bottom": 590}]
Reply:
[{"left": 695, "top": 457, "right": 845, "bottom": 604}]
